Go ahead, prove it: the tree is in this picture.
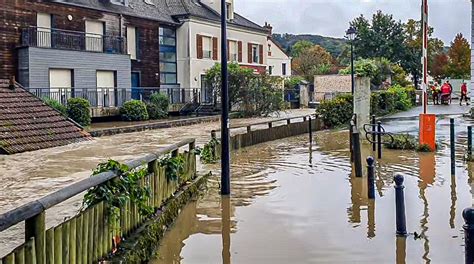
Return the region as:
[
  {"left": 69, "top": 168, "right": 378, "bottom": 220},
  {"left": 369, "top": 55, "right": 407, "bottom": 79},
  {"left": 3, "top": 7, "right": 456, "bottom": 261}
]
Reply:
[
  {"left": 339, "top": 57, "right": 393, "bottom": 88},
  {"left": 290, "top": 40, "right": 314, "bottom": 57},
  {"left": 292, "top": 45, "right": 334, "bottom": 82},
  {"left": 430, "top": 53, "right": 449, "bottom": 82},
  {"left": 446, "top": 33, "right": 471, "bottom": 79}
]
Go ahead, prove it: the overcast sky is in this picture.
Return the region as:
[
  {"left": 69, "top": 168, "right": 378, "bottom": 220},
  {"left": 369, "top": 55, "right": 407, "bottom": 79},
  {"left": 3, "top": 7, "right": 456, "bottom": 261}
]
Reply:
[{"left": 236, "top": 0, "right": 471, "bottom": 44}]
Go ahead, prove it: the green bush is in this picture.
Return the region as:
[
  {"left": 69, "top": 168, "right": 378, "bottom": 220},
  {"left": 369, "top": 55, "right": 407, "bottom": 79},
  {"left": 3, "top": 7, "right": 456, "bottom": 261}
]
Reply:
[
  {"left": 316, "top": 94, "right": 353, "bottom": 128},
  {"left": 370, "top": 86, "right": 415, "bottom": 116},
  {"left": 150, "top": 93, "right": 169, "bottom": 112},
  {"left": 43, "top": 98, "right": 67, "bottom": 116},
  {"left": 67, "top": 98, "right": 91, "bottom": 126},
  {"left": 146, "top": 103, "right": 167, "bottom": 120},
  {"left": 386, "top": 134, "right": 417, "bottom": 150},
  {"left": 120, "top": 100, "right": 149, "bottom": 121}
]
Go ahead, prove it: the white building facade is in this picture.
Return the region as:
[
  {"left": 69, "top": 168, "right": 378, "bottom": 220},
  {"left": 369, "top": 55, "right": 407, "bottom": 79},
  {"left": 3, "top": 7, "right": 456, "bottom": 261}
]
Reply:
[{"left": 267, "top": 37, "right": 292, "bottom": 78}]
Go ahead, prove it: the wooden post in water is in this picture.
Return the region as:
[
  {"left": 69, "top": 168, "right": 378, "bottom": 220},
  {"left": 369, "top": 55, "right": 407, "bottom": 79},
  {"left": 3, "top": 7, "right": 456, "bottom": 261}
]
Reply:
[
  {"left": 54, "top": 226, "right": 62, "bottom": 264},
  {"left": 25, "top": 238, "right": 36, "bottom": 264},
  {"left": 69, "top": 218, "right": 76, "bottom": 264},
  {"left": 14, "top": 246, "right": 25, "bottom": 264},
  {"left": 62, "top": 221, "right": 69, "bottom": 264},
  {"left": 76, "top": 215, "right": 82, "bottom": 264},
  {"left": 25, "top": 211, "right": 45, "bottom": 264},
  {"left": 45, "top": 229, "right": 54, "bottom": 264}
]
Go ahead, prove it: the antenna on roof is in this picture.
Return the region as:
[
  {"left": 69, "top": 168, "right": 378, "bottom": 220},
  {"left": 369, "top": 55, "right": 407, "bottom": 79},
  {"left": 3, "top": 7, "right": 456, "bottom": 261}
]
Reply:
[{"left": 9, "top": 76, "right": 15, "bottom": 90}]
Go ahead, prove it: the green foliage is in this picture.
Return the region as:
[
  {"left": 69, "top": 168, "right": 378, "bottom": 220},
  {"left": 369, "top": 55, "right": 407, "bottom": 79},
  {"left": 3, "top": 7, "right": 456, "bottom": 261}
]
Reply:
[
  {"left": 120, "top": 100, "right": 149, "bottom": 121},
  {"left": 195, "top": 138, "right": 220, "bottom": 164},
  {"left": 158, "top": 154, "right": 185, "bottom": 181},
  {"left": 272, "top": 33, "right": 347, "bottom": 58},
  {"left": 315, "top": 94, "right": 353, "bottom": 128},
  {"left": 146, "top": 103, "right": 167, "bottom": 120},
  {"left": 290, "top": 40, "right": 314, "bottom": 57},
  {"left": 43, "top": 98, "right": 67, "bottom": 116},
  {"left": 339, "top": 58, "right": 392, "bottom": 87},
  {"left": 285, "top": 76, "right": 304, "bottom": 89},
  {"left": 371, "top": 86, "right": 415, "bottom": 116},
  {"left": 67, "top": 98, "right": 91, "bottom": 127},
  {"left": 150, "top": 93, "right": 169, "bottom": 113},
  {"left": 391, "top": 64, "right": 411, "bottom": 87},
  {"left": 292, "top": 44, "right": 334, "bottom": 82},
  {"left": 417, "top": 144, "right": 434, "bottom": 152},
  {"left": 386, "top": 134, "right": 417, "bottom": 150},
  {"left": 446, "top": 33, "right": 471, "bottom": 79},
  {"left": 82, "top": 159, "right": 154, "bottom": 230}
]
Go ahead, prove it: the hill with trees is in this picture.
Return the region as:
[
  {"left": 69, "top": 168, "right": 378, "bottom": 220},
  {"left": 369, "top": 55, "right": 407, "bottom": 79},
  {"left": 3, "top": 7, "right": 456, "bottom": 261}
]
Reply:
[{"left": 272, "top": 33, "right": 347, "bottom": 57}]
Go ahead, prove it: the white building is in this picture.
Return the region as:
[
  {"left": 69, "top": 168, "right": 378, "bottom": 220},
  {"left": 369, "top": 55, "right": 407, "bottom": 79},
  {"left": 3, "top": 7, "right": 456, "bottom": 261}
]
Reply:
[
  {"left": 168, "top": 0, "right": 287, "bottom": 102},
  {"left": 266, "top": 24, "right": 292, "bottom": 78}
]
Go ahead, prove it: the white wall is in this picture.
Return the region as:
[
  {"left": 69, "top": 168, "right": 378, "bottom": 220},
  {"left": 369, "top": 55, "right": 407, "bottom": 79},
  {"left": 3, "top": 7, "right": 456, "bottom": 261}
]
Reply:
[
  {"left": 471, "top": 1, "right": 474, "bottom": 100},
  {"left": 267, "top": 38, "right": 291, "bottom": 77},
  {"left": 200, "top": 0, "right": 234, "bottom": 15},
  {"left": 177, "top": 18, "right": 268, "bottom": 88}
]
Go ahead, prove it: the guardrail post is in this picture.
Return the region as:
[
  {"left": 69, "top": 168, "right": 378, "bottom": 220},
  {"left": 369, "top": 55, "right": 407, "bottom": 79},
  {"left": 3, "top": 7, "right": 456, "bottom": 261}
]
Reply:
[
  {"left": 25, "top": 211, "right": 45, "bottom": 264},
  {"left": 377, "top": 121, "right": 382, "bottom": 159},
  {"left": 463, "top": 207, "right": 474, "bottom": 264},
  {"left": 353, "top": 130, "right": 363, "bottom": 178},
  {"left": 367, "top": 156, "right": 375, "bottom": 199},
  {"left": 450, "top": 118, "right": 455, "bottom": 175},
  {"left": 468, "top": 126, "right": 472, "bottom": 160},
  {"left": 268, "top": 122, "right": 273, "bottom": 128},
  {"left": 372, "top": 115, "right": 376, "bottom": 151},
  {"left": 246, "top": 126, "right": 251, "bottom": 133},
  {"left": 286, "top": 119, "right": 291, "bottom": 125},
  {"left": 394, "top": 174, "right": 407, "bottom": 236}
]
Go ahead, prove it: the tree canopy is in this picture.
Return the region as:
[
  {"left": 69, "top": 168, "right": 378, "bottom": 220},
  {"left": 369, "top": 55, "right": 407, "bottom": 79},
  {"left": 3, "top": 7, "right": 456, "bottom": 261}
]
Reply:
[
  {"left": 291, "top": 43, "right": 334, "bottom": 82},
  {"left": 446, "top": 33, "right": 470, "bottom": 79}
]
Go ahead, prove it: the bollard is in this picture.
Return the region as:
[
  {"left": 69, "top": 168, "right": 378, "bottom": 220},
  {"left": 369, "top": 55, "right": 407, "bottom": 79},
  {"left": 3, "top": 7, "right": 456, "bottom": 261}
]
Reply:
[
  {"left": 377, "top": 121, "right": 382, "bottom": 159},
  {"left": 450, "top": 118, "right": 455, "bottom": 175},
  {"left": 353, "top": 130, "right": 363, "bottom": 178},
  {"left": 394, "top": 174, "right": 407, "bottom": 236},
  {"left": 468, "top": 126, "right": 472, "bottom": 160},
  {"left": 372, "top": 115, "right": 376, "bottom": 152},
  {"left": 308, "top": 116, "right": 313, "bottom": 144},
  {"left": 463, "top": 207, "right": 474, "bottom": 264},
  {"left": 367, "top": 156, "right": 375, "bottom": 199}
]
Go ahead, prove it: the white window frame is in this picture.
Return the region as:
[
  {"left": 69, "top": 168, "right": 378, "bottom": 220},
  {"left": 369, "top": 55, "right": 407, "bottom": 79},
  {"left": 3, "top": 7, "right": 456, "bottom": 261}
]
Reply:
[
  {"left": 37, "top": 13, "right": 51, "bottom": 48},
  {"left": 252, "top": 44, "right": 259, "bottom": 64},
  {"left": 229, "top": 40, "right": 238, "bottom": 62},
  {"left": 127, "top": 26, "right": 137, "bottom": 60},
  {"left": 202, "top": 36, "right": 212, "bottom": 59}
]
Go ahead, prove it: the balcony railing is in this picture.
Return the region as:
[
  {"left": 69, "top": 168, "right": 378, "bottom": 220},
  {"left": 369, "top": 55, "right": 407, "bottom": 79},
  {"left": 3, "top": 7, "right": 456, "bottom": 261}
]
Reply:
[
  {"left": 21, "top": 26, "right": 126, "bottom": 54},
  {"left": 27, "top": 87, "right": 202, "bottom": 108}
]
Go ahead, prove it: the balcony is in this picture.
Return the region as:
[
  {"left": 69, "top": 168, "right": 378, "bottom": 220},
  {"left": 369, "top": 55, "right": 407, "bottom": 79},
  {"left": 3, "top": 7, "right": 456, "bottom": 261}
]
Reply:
[{"left": 21, "top": 27, "right": 126, "bottom": 54}]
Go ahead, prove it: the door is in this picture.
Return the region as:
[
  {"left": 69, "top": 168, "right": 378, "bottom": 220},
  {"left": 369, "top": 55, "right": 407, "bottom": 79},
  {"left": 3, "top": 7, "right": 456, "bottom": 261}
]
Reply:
[
  {"left": 37, "top": 13, "right": 51, "bottom": 47},
  {"left": 97, "top": 71, "right": 115, "bottom": 107},
  {"left": 86, "top": 21, "right": 104, "bottom": 52},
  {"left": 201, "top": 75, "right": 213, "bottom": 104},
  {"left": 49, "top": 69, "right": 72, "bottom": 104},
  {"left": 131, "top": 72, "right": 141, "bottom": 100}
]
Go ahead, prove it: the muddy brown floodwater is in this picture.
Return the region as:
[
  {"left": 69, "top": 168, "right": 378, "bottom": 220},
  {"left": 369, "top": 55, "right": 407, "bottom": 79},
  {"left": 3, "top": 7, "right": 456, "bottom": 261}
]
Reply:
[
  {"left": 150, "top": 117, "right": 474, "bottom": 263},
  {"left": 0, "top": 109, "right": 313, "bottom": 257}
]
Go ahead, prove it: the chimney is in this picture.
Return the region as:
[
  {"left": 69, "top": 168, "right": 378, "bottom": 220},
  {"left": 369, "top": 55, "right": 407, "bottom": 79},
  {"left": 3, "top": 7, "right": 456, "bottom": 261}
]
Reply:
[
  {"left": 9, "top": 76, "right": 15, "bottom": 90},
  {"left": 263, "top": 22, "right": 273, "bottom": 35}
]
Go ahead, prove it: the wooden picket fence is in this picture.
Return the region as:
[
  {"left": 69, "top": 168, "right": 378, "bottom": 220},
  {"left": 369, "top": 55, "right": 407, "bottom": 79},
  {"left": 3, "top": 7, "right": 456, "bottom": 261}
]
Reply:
[{"left": 0, "top": 139, "right": 197, "bottom": 264}]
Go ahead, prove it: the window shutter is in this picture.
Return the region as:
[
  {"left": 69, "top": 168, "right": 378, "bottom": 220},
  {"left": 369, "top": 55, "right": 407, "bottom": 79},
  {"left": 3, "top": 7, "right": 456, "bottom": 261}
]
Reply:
[
  {"left": 212, "top": 37, "right": 218, "bottom": 60},
  {"left": 248, "top": 43, "right": 252, "bottom": 63},
  {"left": 259, "top": 44, "right": 263, "bottom": 64},
  {"left": 197, "top": 34, "right": 203, "bottom": 59},
  {"left": 238, "top": 41, "right": 242, "bottom": 62}
]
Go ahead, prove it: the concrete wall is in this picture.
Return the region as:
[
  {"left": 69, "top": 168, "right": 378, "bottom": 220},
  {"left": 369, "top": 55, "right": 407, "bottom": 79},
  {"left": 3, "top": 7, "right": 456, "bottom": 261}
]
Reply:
[
  {"left": 267, "top": 38, "right": 291, "bottom": 77},
  {"left": 353, "top": 77, "right": 370, "bottom": 131},
  {"left": 18, "top": 47, "right": 131, "bottom": 88},
  {"left": 177, "top": 19, "right": 268, "bottom": 88}
]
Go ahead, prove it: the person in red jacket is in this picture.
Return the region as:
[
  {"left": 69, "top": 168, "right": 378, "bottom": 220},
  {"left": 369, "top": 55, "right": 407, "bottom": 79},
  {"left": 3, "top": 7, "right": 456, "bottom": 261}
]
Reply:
[{"left": 460, "top": 81, "right": 470, "bottom": 106}]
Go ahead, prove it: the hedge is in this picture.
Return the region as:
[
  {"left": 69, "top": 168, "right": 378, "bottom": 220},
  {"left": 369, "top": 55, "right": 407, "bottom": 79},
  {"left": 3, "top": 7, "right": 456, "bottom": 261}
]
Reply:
[
  {"left": 120, "top": 100, "right": 149, "bottom": 121},
  {"left": 67, "top": 98, "right": 91, "bottom": 126},
  {"left": 316, "top": 86, "right": 416, "bottom": 128},
  {"left": 43, "top": 98, "right": 67, "bottom": 116}
]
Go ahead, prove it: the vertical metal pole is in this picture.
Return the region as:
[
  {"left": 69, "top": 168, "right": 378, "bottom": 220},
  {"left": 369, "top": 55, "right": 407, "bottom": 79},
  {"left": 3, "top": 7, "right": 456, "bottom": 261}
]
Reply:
[
  {"left": 463, "top": 207, "right": 474, "bottom": 264},
  {"left": 350, "top": 40, "right": 355, "bottom": 95},
  {"left": 450, "top": 118, "right": 455, "bottom": 175},
  {"left": 377, "top": 121, "right": 382, "bottom": 159},
  {"left": 308, "top": 116, "right": 313, "bottom": 144},
  {"left": 367, "top": 156, "right": 375, "bottom": 199},
  {"left": 468, "top": 126, "right": 472, "bottom": 160},
  {"left": 394, "top": 174, "right": 407, "bottom": 236},
  {"left": 353, "top": 130, "right": 363, "bottom": 178},
  {"left": 372, "top": 115, "right": 376, "bottom": 151},
  {"left": 220, "top": 0, "right": 230, "bottom": 195}
]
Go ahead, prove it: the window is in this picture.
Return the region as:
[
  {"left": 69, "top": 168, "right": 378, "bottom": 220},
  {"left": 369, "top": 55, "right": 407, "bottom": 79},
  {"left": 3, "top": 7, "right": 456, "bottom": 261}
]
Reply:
[
  {"left": 268, "top": 66, "right": 273, "bottom": 75},
  {"left": 228, "top": 40, "right": 238, "bottom": 61},
  {"left": 49, "top": 69, "right": 72, "bottom": 88},
  {"left": 202, "top": 36, "right": 212, "bottom": 59},
  {"left": 127, "top": 26, "right": 137, "bottom": 60},
  {"left": 110, "top": 0, "right": 128, "bottom": 6},
  {"left": 96, "top": 71, "right": 116, "bottom": 107},
  {"left": 268, "top": 44, "right": 272, "bottom": 56},
  {"left": 252, "top": 44, "right": 259, "bottom": 64},
  {"left": 282, "top": 63, "right": 287, "bottom": 76},
  {"left": 37, "top": 13, "right": 51, "bottom": 48},
  {"left": 226, "top": 3, "right": 232, "bottom": 20},
  {"left": 85, "top": 20, "right": 104, "bottom": 52},
  {"left": 159, "top": 27, "right": 177, "bottom": 84}
]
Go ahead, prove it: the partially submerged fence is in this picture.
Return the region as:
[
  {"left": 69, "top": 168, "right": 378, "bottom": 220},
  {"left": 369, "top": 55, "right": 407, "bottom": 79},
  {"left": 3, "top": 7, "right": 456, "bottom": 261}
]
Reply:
[
  {"left": 0, "top": 139, "right": 197, "bottom": 264},
  {"left": 213, "top": 114, "right": 321, "bottom": 151}
]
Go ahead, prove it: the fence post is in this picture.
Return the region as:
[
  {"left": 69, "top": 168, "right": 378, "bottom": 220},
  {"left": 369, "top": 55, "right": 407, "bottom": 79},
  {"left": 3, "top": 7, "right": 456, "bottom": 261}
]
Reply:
[
  {"left": 268, "top": 122, "right": 273, "bottom": 128},
  {"left": 468, "top": 126, "right": 472, "bottom": 160},
  {"left": 287, "top": 119, "right": 291, "bottom": 125},
  {"left": 25, "top": 211, "right": 45, "bottom": 264},
  {"left": 246, "top": 126, "right": 251, "bottom": 133},
  {"left": 463, "top": 207, "right": 474, "bottom": 264},
  {"left": 367, "top": 156, "right": 375, "bottom": 199},
  {"left": 450, "top": 118, "right": 455, "bottom": 175},
  {"left": 394, "top": 174, "right": 407, "bottom": 236},
  {"left": 377, "top": 121, "right": 382, "bottom": 159},
  {"left": 372, "top": 115, "right": 376, "bottom": 152},
  {"left": 353, "top": 130, "right": 363, "bottom": 178}
]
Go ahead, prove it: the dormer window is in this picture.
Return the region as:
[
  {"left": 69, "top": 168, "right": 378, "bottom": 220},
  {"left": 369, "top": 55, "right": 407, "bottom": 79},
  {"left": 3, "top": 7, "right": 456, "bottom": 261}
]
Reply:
[
  {"left": 226, "top": 3, "right": 233, "bottom": 20},
  {"left": 110, "top": 0, "right": 128, "bottom": 6}
]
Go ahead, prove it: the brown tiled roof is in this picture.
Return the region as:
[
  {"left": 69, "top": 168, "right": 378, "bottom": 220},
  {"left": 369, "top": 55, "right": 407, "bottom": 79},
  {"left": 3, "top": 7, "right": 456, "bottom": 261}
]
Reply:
[{"left": 0, "top": 80, "right": 91, "bottom": 154}]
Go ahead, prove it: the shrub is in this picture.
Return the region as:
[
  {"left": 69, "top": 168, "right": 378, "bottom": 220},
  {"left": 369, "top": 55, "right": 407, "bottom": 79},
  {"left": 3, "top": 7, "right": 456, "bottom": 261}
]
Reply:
[
  {"left": 316, "top": 94, "right": 353, "bottom": 128},
  {"left": 146, "top": 103, "right": 167, "bottom": 120},
  {"left": 386, "top": 134, "right": 417, "bottom": 150},
  {"left": 120, "top": 100, "right": 149, "bottom": 121},
  {"left": 67, "top": 98, "right": 91, "bottom": 126},
  {"left": 150, "top": 93, "right": 169, "bottom": 112},
  {"left": 370, "top": 86, "right": 414, "bottom": 116},
  {"left": 43, "top": 98, "right": 67, "bottom": 116}
]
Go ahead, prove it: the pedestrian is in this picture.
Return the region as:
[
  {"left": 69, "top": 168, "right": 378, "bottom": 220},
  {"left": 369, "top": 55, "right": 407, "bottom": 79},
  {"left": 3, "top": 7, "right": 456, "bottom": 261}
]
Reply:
[
  {"left": 441, "top": 81, "right": 452, "bottom": 105},
  {"left": 460, "top": 81, "right": 470, "bottom": 106},
  {"left": 431, "top": 82, "right": 440, "bottom": 105}
]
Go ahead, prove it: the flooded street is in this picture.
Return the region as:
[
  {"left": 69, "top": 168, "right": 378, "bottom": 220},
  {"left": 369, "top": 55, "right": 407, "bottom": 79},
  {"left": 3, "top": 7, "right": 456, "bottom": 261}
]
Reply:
[{"left": 150, "top": 116, "right": 473, "bottom": 263}]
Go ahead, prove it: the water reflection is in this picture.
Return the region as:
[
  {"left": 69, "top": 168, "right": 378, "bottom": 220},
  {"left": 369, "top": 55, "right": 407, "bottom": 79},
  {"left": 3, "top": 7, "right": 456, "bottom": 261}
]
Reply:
[
  {"left": 396, "top": 236, "right": 407, "bottom": 264},
  {"left": 221, "top": 196, "right": 231, "bottom": 264},
  {"left": 418, "top": 153, "right": 434, "bottom": 263}
]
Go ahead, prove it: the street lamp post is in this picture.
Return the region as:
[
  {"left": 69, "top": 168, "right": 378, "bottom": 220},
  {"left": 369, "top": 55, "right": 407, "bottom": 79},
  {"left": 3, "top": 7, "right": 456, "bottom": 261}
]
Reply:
[
  {"left": 220, "top": 0, "right": 231, "bottom": 195},
  {"left": 346, "top": 26, "right": 357, "bottom": 95}
]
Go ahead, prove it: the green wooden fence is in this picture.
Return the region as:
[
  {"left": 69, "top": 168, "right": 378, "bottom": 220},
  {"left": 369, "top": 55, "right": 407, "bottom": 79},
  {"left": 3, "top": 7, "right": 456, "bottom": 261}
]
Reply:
[{"left": 0, "top": 138, "right": 197, "bottom": 264}]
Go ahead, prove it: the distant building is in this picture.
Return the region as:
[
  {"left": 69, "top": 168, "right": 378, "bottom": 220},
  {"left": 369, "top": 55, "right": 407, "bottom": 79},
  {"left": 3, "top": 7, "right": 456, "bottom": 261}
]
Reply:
[
  {"left": 265, "top": 24, "right": 292, "bottom": 78},
  {"left": 314, "top": 75, "right": 352, "bottom": 101}
]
